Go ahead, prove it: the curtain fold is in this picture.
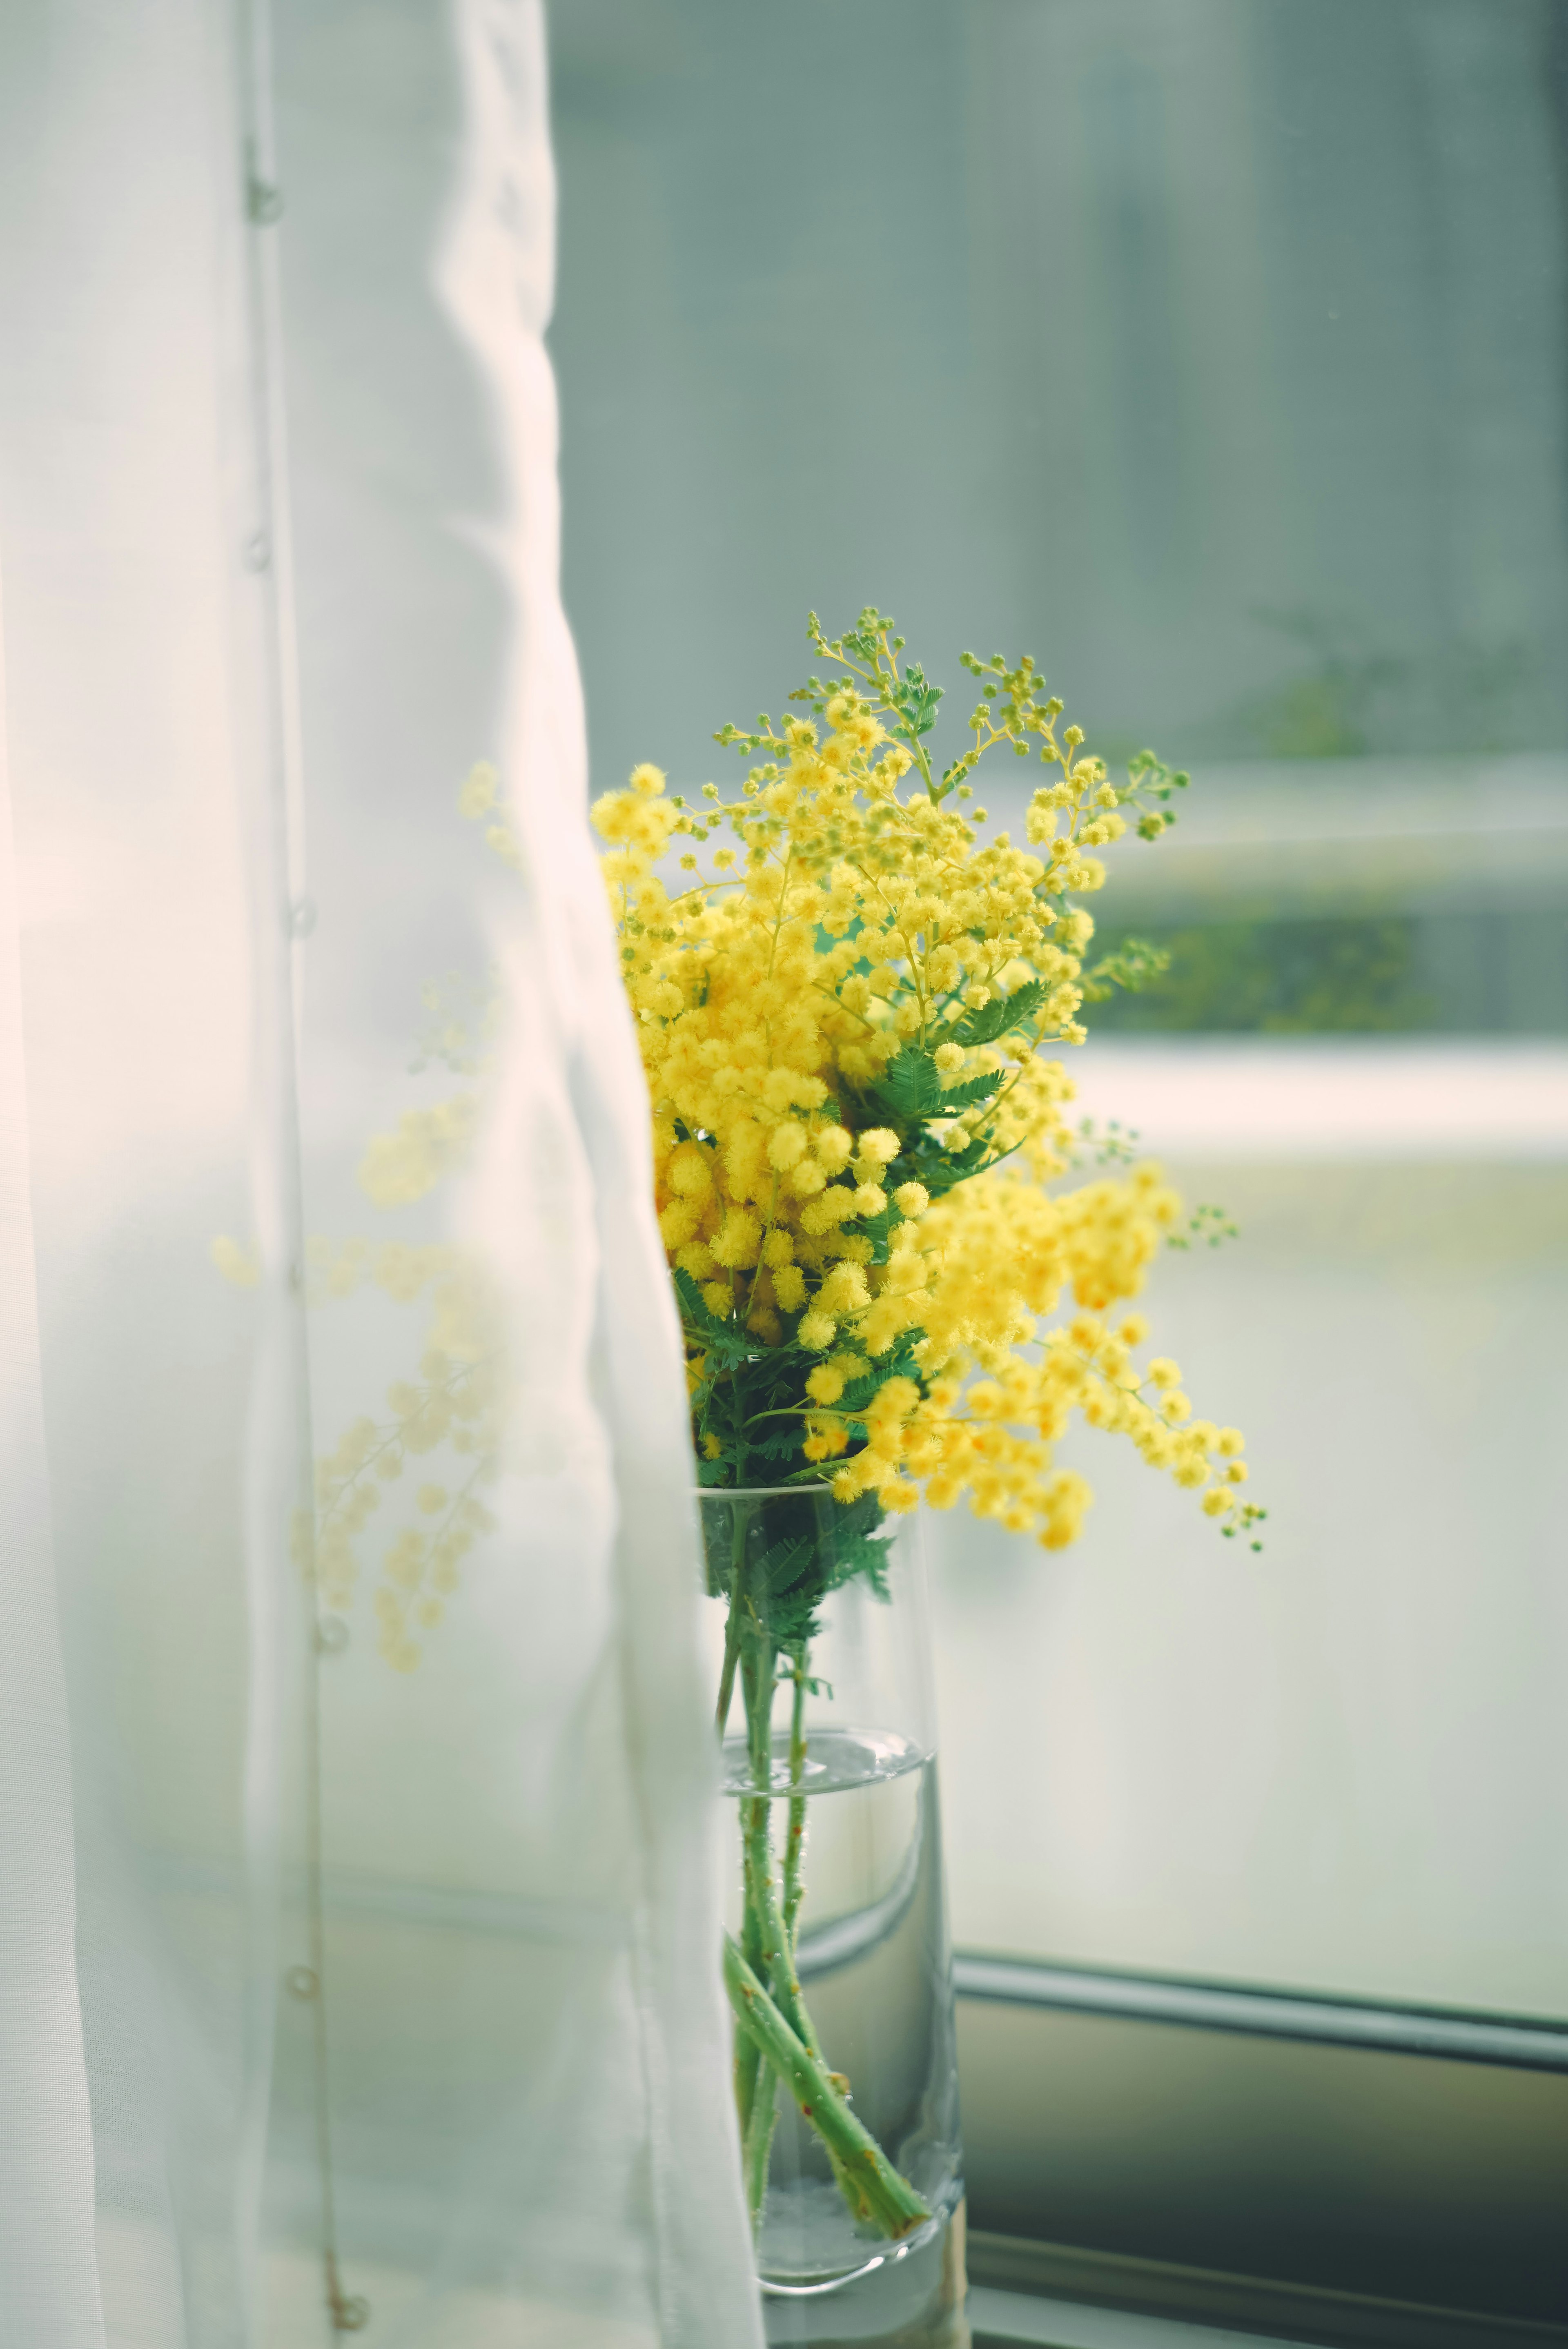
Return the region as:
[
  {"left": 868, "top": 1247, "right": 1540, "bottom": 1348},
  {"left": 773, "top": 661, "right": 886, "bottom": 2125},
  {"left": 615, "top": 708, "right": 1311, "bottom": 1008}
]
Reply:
[
  {"left": 0, "top": 2, "right": 762, "bottom": 2340},
  {"left": 438, "top": 8, "right": 764, "bottom": 2340}
]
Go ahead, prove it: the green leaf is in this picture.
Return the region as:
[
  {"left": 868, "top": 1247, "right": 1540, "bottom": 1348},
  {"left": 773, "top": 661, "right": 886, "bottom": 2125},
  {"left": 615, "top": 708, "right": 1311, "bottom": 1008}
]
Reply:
[
  {"left": 888, "top": 661, "right": 944, "bottom": 742},
  {"left": 872, "top": 1057, "right": 1000, "bottom": 1129},
  {"left": 763, "top": 1495, "right": 896, "bottom": 1646},
  {"left": 855, "top": 1204, "right": 898, "bottom": 1263},
  {"left": 755, "top": 1427, "right": 808, "bottom": 1461},
  {"left": 951, "top": 977, "right": 1050, "bottom": 1046},
  {"left": 916, "top": 1135, "right": 991, "bottom": 1195},
  {"left": 1081, "top": 937, "right": 1173, "bottom": 1003},
  {"left": 672, "top": 1264, "right": 709, "bottom": 1322},
  {"left": 869, "top": 1048, "right": 945, "bottom": 1121},
  {"left": 759, "top": 1536, "right": 814, "bottom": 1599},
  {"left": 935, "top": 1070, "right": 1004, "bottom": 1112},
  {"left": 837, "top": 1358, "right": 919, "bottom": 1416},
  {"left": 673, "top": 1266, "right": 749, "bottom": 1355}
]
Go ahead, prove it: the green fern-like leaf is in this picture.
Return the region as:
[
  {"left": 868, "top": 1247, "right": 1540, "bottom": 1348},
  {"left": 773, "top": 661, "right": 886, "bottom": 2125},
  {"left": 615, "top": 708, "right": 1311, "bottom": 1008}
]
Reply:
[
  {"left": 871, "top": 1047, "right": 1005, "bottom": 1125},
  {"left": 755, "top": 1427, "right": 808, "bottom": 1461},
  {"left": 837, "top": 1346, "right": 923, "bottom": 1417},
  {"left": 951, "top": 977, "right": 1049, "bottom": 1046},
  {"left": 759, "top": 1536, "right": 814, "bottom": 1600},
  {"left": 936, "top": 1070, "right": 1005, "bottom": 1112},
  {"left": 870, "top": 1048, "right": 945, "bottom": 1121},
  {"left": 673, "top": 1266, "right": 749, "bottom": 1355},
  {"left": 915, "top": 1132, "right": 991, "bottom": 1195}
]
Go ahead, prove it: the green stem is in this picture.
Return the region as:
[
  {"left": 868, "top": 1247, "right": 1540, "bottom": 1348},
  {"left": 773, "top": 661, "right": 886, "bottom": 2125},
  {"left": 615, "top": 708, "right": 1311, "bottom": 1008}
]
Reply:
[
  {"left": 736, "top": 1615, "right": 790, "bottom": 2230},
  {"left": 723, "top": 1936, "right": 930, "bottom": 2242},
  {"left": 733, "top": 1776, "right": 771, "bottom": 2145},
  {"left": 736, "top": 1629, "right": 897, "bottom": 2235},
  {"left": 742, "top": 2034, "right": 780, "bottom": 2227},
  {"left": 782, "top": 1648, "right": 809, "bottom": 1957},
  {"left": 715, "top": 1502, "right": 749, "bottom": 1737},
  {"left": 715, "top": 1621, "right": 743, "bottom": 1738},
  {"left": 727, "top": 1506, "right": 766, "bottom": 2145},
  {"left": 734, "top": 2016, "right": 763, "bottom": 2153},
  {"left": 739, "top": 1642, "right": 821, "bottom": 2058},
  {"left": 720, "top": 1512, "right": 926, "bottom": 2242}
]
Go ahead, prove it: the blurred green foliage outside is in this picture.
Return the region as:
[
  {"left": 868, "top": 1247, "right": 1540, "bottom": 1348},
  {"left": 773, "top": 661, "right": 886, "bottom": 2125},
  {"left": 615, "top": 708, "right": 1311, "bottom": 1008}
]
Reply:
[
  {"left": 1086, "top": 908, "right": 1568, "bottom": 1036},
  {"left": 1087, "top": 915, "right": 1434, "bottom": 1035}
]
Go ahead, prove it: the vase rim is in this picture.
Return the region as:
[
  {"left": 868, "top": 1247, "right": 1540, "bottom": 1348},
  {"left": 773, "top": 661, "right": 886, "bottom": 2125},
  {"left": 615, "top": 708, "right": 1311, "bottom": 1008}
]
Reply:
[{"left": 692, "top": 1482, "right": 838, "bottom": 1501}]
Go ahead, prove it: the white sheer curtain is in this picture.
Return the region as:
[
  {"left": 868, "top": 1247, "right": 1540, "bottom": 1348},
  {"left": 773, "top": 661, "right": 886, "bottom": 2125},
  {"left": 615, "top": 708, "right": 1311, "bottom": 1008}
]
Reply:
[{"left": 0, "top": 2, "right": 762, "bottom": 2342}]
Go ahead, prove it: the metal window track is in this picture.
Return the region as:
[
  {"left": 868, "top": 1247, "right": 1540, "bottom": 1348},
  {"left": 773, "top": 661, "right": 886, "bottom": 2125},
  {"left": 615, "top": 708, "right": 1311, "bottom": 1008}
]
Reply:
[
  {"left": 964, "top": 2238, "right": 1568, "bottom": 2349},
  {"left": 952, "top": 1951, "right": 1568, "bottom": 2074}
]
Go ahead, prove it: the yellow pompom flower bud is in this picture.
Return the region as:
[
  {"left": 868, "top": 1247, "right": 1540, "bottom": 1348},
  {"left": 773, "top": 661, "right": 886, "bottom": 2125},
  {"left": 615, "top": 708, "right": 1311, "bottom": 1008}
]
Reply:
[
  {"left": 799, "top": 1310, "right": 837, "bottom": 1351},
  {"left": 659, "top": 1199, "right": 701, "bottom": 1248},
  {"left": 870, "top": 1377, "right": 919, "bottom": 1420},
  {"left": 820, "top": 1262, "right": 870, "bottom": 1317},
  {"left": 892, "top": 1182, "right": 929, "bottom": 1217},
  {"left": 858, "top": 1129, "right": 900, "bottom": 1165},
  {"left": 710, "top": 1209, "right": 762, "bottom": 1268},
  {"left": 806, "top": 1365, "right": 846, "bottom": 1405},
  {"left": 773, "top": 1264, "right": 807, "bottom": 1311},
  {"left": 934, "top": 1042, "right": 965, "bottom": 1074},
  {"left": 668, "top": 1143, "right": 713, "bottom": 1197},
  {"left": 768, "top": 1123, "right": 808, "bottom": 1170}
]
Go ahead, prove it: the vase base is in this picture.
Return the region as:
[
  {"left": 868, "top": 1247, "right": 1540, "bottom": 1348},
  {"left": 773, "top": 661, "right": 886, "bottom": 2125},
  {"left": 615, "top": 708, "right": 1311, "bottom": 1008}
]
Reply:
[{"left": 761, "top": 2198, "right": 969, "bottom": 2348}]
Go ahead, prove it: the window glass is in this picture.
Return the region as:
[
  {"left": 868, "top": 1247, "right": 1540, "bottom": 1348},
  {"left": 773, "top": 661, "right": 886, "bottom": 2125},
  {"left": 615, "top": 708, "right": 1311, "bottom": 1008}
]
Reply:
[{"left": 551, "top": 0, "right": 1568, "bottom": 2017}]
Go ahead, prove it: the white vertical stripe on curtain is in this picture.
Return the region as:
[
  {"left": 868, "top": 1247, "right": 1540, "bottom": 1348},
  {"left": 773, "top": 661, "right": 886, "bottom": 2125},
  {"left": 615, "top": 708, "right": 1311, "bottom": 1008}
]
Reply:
[{"left": 229, "top": 2, "right": 316, "bottom": 2337}]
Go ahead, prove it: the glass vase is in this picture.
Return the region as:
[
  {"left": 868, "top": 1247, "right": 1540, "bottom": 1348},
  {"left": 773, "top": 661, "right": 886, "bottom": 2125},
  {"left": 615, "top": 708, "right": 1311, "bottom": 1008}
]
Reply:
[{"left": 699, "top": 1487, "right": 967, "bottom": 2348}]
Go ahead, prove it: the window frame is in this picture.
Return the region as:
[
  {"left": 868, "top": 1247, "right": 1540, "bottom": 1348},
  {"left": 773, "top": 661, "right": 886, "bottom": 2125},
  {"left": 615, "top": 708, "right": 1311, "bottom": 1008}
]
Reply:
[{"left": 955, "top": 1956, "right": 1568, "bottom": 2343}]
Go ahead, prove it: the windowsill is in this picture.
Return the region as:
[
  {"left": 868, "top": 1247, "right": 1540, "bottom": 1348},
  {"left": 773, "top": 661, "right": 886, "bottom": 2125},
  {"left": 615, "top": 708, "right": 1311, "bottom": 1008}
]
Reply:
[
  {"left": 964, "top": 2230, "right": 1568, "bottom": 2349},
  {"left": 969, "top": 2281, "right": 1319, "bottom": 2347}
]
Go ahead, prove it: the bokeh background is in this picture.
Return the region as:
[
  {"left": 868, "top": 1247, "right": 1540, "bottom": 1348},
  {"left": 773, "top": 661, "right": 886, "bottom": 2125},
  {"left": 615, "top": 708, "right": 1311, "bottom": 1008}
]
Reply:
[{"left": 548, "top": 0, "right": 1568, "bottom": 2016}]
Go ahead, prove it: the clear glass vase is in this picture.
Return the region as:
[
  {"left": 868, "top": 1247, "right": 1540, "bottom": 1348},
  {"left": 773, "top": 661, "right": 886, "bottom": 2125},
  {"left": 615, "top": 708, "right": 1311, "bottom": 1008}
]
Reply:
[{"left": 699, "top": 1487, "right": 967, "bottom": 2347}]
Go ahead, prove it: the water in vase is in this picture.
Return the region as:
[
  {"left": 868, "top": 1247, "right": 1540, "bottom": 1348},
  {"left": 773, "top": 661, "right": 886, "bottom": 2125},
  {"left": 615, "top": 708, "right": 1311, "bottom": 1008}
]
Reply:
[{"left": 722, "top": 1727, "right": 963, "bottom": 2331}]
